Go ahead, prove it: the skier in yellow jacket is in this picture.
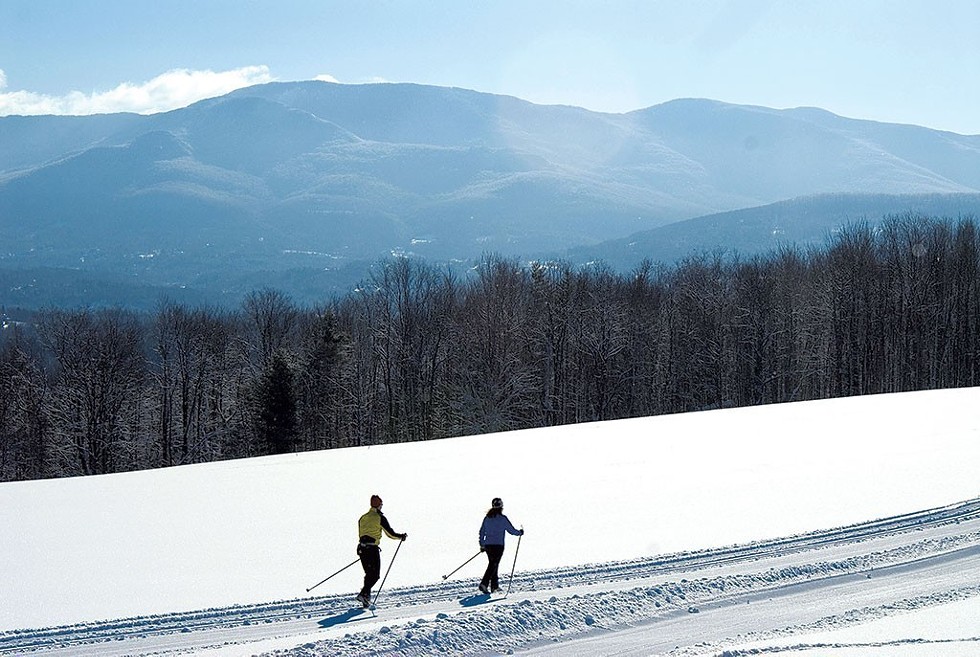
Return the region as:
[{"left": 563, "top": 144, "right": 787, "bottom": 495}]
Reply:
[{"left": 356, "top": 494, "right": 407, "bottom": 608}]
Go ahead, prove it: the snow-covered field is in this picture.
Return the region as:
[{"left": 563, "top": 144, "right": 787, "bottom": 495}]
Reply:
[{"left": 1, "top": 387, "right": 979, "bottom": 656}]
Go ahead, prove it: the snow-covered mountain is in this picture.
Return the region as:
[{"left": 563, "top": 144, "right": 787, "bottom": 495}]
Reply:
[
  {"left": 1, "top": 387, "right": 978, "bottom": 655},
  {"left": 3, "top": 81, "right": 980, "bottom": 308}
]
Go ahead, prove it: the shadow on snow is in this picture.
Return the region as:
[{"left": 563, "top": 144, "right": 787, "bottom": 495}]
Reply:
[
  {"left": 318, "top": 607, "right": 372, "bottom": 627},
  {"left": 459, "top": 593, "right": 501, "bottom": 607}
]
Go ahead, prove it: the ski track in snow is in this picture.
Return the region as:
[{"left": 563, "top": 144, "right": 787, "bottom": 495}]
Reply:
[{"left": 2, "top": 498, "right": 979, "bottom": 657}]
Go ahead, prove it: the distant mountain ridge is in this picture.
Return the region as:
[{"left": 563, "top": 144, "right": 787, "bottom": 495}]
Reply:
[
  {"left": 566, "top": 192, "right": 980, "bottom": 271},
  {"left": 2, "top": 81, "right": 980, "bottom": 307}
]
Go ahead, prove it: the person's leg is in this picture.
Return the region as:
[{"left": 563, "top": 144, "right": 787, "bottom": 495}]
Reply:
[
  {"left": 480, "top": 549, "right": 493, "bottom": 590},
  {"left": 360, "top": 546, "right": 381, "bottom": 597},
  {"left": 485, "top": 545, "right": 505, "bottom": 591}
]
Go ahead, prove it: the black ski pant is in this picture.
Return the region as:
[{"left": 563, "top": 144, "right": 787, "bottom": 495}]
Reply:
[
  {"left": 359, "top": 544, "right": 381, "bottom": 597},
  {"left": 480, "top": 544, "right": 505, "bottom": 590}
]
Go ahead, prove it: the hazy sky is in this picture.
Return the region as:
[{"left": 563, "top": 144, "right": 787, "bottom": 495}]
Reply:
[{"left": 2, "top": 0, "right": 979, "bottom": 134}]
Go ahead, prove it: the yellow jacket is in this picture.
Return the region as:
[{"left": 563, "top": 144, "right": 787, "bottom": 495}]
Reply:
[{"left": 358, "top": 508, "right": 403, "bottom": 544}]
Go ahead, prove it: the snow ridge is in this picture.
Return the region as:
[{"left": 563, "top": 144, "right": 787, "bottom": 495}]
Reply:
[
  {"left": 263, "top": 537, "right": 980, "bottom": 656},
  {"left": 0, "top": 499, "right": 980, "bottom": 657},
  {"left": 710, "top": 589, "right": 980, "bottom": 656}
]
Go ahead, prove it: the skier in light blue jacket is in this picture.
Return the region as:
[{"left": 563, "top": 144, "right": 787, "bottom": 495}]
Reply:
[{"left": 478, "top": 497, "right": 524, "bottom": 593}]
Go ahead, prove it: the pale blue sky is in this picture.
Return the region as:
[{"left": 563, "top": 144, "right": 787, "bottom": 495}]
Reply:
[{"left": 2, "top": 0, "right": 979, "bottom": 134}]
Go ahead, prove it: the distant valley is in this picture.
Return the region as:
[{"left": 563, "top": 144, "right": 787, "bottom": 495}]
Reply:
[{"left": 2, "top": 81, "right": 980, "bottom": 308}]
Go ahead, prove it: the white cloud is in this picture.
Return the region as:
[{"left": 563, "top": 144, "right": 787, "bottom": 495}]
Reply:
[
  {"left": 314, "top": 73, "right": 340, "bottom": 83},
  {"left": 0, "top": 65, "right": 275, "bottom": 117}
]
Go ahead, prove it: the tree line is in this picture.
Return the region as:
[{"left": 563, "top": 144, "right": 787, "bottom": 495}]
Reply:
[{"left": 2, "top": 213, "right": 978, "bottom": 481}]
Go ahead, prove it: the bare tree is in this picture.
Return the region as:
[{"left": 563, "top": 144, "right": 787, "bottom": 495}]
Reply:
[
  {"left": 243, "top": 289, "right": 299, "bottom": 370},
  {"left": 362, "top": 258, "right": 458, "bottom": 442},
  {"left": 0, "top": 327, "right": 49, "bottom": 479},
  {"left": 39, "top": 309, "right": 145, "bottom": 475},
  {"left": 295, "top": 308, "right": 348, "bottom": 450},
  {"left": 450, "top": 255, "right": 537, "bottom": 434},
  {"left": 149, "top": 302, "right": 242, "bottom": 466}
]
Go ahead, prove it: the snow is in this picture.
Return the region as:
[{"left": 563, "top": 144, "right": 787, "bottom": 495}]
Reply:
[
  {"left": 722, "top": 596, "right": 980, "bottom": 657},
  {"left": 1, "top": 387, "right": 979, "bottom": 656}
]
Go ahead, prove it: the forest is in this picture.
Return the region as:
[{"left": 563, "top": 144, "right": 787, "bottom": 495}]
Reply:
[{"left": 1, "top": 213, "right": 978, "bottom": 481}]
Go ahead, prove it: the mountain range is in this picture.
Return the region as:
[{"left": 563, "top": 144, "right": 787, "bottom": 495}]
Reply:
[{"left": 2, "top": 81, "right": 980, "bottom": 308}]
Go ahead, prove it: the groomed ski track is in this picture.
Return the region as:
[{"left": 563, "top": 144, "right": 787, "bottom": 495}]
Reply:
[{"left": 3, "top": 498, "right": 980, "bottom": 656}]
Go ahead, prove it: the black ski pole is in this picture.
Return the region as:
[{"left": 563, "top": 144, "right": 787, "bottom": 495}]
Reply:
[
  {"left": 306, "top": 557, "right": 360, "bottom": 593},
  {"left": 371, "top": 538, "right": 403, "bottom": 607},
  {"left": 442, "top": 549, "right": 483, "bottom": 580},
  {"left": 506, "top": 531, "right": 523, "bottom": 596}
]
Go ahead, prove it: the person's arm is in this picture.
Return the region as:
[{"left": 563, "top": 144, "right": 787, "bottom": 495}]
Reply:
[
  {"left": 380, "top": 512, "right": 407, "bottom": 540},
  {"left": 479, "top": 517, "right": 488, "bottom": 549},
  {"left": 504, "top": 515, "right": 524, "bottom": 536}
]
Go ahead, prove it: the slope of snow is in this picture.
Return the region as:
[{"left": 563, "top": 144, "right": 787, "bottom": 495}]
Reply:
[
  {"left": 6, "top": 503, "right": 976, "bottom": 656},
  {"left": 715, "top": 596, "right": 980, "bottom": 657},
  {"left": 1, "top": 387, "right": 979, "bottom": 656}
]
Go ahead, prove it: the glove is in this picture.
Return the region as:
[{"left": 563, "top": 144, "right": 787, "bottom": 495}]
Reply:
[
  {"left": 480, "top": 545, "right": 486, "bottom": 552},
  {"left": 400, "top": 533, "right": 408, "bottom": 541},
  {"left": 519, "top": 529, "right": 525, "bottom": 536}
]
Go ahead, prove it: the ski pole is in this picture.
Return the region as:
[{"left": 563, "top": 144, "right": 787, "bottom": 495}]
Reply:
[
  {"left": 306, "top": 557, "right": 360, "bottom": 593},
  {"left": 506, "top": 530, "right": 523, "bottom": 596},
  {"left": 442, "top": 549, "right": 483, "bottom": 580},
  {"left": 371, "top": 538, "right": 403, "bottom": 607}
]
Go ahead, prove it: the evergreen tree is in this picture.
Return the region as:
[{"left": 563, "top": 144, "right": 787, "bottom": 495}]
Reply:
[{"left": 256, "top": 352, "right": 298, "bottom": 455}]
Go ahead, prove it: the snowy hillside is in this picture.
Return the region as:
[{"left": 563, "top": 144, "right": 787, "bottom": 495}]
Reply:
[{"left": 1, "top": 387, "right": 979, "bottom": 656}]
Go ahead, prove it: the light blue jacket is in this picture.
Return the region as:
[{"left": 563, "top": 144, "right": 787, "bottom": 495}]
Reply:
[{"left": 479, "top": 513, "right": 522, "bottom": 547}]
